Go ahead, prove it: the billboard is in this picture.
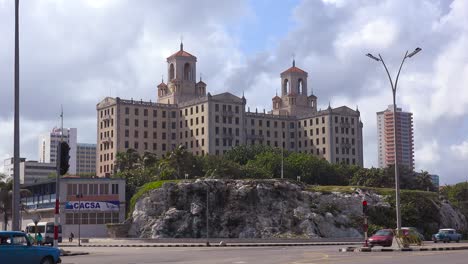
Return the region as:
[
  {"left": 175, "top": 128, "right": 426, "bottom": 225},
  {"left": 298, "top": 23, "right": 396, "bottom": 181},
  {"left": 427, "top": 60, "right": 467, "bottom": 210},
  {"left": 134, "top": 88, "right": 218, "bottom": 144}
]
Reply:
[{"left": 65, "top": 201, "right": 119, "bottom": 211}]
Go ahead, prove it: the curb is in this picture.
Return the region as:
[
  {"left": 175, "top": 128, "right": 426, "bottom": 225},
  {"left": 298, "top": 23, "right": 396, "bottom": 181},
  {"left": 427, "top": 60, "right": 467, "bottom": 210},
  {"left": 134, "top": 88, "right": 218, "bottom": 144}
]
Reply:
[
  {"left": 339, "top": 246, "right": 468, "bottom": 252},
  {"left": 59, "top": 242, "right": 361, "bottom": 248},
  {"left": 61, "top": 251, "right": 90, "bottom": 256}
]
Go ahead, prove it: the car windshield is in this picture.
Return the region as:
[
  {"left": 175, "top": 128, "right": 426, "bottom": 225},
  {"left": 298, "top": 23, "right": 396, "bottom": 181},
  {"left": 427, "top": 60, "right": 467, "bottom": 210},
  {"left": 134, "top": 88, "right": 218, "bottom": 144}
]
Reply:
[{"left": 375, "top": 230, "right": 392, "bottom": 236}]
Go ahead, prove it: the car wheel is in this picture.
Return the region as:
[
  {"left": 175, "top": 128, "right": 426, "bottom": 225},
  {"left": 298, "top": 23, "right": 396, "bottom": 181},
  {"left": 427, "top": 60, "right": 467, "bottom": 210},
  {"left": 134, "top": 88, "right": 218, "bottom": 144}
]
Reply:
[
  {"left": 456, "top": 239, "right": 460, "bottom": 243},
  {"left": 433, "top": 240, "right": 437, "bottom": 243},
  {"left": 40, "top": 256, "right": 54, "bottom": 264}
]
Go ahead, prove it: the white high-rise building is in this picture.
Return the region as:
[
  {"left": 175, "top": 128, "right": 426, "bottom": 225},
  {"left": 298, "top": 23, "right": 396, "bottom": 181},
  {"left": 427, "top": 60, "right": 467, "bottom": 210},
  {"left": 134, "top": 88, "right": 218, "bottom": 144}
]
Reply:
[
  {"left": 76, "top": 143, "right": 97, "bottom": 175},
  {"left": 38, "top": 128, "right": 78, "bottom": 175}
]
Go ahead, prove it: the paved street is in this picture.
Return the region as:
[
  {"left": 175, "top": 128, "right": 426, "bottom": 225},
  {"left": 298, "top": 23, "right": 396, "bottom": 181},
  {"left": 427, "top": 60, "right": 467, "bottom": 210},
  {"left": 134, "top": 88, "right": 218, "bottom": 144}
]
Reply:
[{"left": 62, "top": 245, "right": 468, "bottom": 264}]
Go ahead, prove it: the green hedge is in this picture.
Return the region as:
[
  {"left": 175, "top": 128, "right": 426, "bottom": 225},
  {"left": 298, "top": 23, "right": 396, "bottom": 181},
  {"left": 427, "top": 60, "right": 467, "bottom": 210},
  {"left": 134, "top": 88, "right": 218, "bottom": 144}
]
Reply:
[{"left": 127, "top": 180, "right": 181, "bottom": 218}]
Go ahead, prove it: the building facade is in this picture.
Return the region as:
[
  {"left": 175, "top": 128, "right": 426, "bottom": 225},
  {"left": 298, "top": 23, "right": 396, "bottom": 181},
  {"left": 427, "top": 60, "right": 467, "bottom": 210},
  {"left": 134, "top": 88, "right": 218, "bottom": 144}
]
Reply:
[
  {"left": 16, "top": 177, "right": 125, "bottom": 237},
  {"left": 76, "top": 143, "right": 97, "bottom": 175},
  {"left": 38, "top": 128, "right": 78, "bottom": 175},
  {"left": 377, "top": 105, "right": 414, "bottom": 169},
  {"left": 3, "top": 158, "right": 55, "bottom": 184},
  {"left": 96, "top": 45, "right": 364, "bottom": 177}
]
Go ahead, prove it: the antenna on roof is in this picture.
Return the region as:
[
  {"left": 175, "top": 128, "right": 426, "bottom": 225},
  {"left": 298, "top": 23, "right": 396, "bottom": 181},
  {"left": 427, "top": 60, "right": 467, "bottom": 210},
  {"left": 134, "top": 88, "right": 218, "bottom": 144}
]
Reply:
[
  {"left": 180, "top": 35, "right": 184, "bottom": 51},
  {"left": 292, "top": 53, "right": 295, "bottom": 67},
  {"left": 200, "top": 72, "right": 203, "bottom": 82},
  {"left": 162, "top": 75, "right": 164, "bottom": 83}
]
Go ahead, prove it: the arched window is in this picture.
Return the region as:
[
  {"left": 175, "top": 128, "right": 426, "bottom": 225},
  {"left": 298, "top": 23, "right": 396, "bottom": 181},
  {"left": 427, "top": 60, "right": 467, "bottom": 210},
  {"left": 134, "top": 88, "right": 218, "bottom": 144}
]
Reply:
[
  {"left": 298, "top": 79, "right": 304, "bottom": 94},
  {"left": 283, "top": 79, "right": 289, "bottom": 95},
  {"left": 184, "top": 63, "right": 191, "bottom": 80},
  {"left": 169, "top": 64, "right": 175, "bottom": 80}
]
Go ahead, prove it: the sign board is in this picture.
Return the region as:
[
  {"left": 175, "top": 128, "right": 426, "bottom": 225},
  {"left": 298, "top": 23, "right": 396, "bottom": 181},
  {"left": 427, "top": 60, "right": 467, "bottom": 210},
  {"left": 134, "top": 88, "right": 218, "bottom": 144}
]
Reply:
[{"left": 65, "top": 201, "right": 120, "bottom": 211}]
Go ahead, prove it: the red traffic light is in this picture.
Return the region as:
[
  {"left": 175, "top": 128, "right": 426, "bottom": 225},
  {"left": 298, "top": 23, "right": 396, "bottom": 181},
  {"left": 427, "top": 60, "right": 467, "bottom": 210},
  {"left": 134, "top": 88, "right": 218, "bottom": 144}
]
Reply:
[{"left": 362, "top": 200, "right": 367, "bottom": 206}]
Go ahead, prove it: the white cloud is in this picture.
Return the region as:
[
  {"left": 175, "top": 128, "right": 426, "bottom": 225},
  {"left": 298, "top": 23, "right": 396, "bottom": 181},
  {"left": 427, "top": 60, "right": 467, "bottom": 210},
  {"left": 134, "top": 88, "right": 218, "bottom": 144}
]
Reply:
[
  {"left": 450, "top": 140, "right": 468, "bottom": 160},
  {"left": 415, "top": 139, "right": 441, "bottom": 169}
]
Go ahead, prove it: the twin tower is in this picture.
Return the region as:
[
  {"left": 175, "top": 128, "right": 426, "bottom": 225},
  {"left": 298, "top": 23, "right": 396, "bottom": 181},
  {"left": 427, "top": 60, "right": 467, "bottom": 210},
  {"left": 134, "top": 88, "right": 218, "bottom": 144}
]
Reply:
[{"left": 157, "top": 44, "right": 318, "bottom": 116}]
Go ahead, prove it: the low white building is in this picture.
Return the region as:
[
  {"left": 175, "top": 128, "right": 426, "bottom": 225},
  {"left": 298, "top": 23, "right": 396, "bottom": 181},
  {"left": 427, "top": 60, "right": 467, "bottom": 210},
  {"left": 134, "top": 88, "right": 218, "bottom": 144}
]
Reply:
[
  {"left": 3, "top": 158, "right": 55, "bottom": 184},
  {"left": 18, "top": 177, "right": 126, "bottom": 238}
]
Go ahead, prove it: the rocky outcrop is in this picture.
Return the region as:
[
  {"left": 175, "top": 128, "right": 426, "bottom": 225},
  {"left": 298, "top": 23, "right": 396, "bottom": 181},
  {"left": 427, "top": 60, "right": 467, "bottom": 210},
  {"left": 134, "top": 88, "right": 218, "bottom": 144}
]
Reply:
[{"left": 129, "top": 179, "right": 467, "bottom": 239}]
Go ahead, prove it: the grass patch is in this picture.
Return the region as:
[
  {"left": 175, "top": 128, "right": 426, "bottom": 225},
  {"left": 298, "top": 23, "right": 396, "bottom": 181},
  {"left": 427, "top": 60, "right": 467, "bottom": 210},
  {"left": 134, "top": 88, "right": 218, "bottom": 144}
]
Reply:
[{"left": 128, "top": 180, "right": 181, "bottom": 218}]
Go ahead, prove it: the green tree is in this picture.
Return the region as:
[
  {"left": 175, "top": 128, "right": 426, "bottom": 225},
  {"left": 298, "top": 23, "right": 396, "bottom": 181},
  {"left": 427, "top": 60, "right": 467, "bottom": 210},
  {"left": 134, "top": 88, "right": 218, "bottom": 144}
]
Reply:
[
  {"left": 415, "top": 171, "right": 435, "bottom": 191},
  {"left": 115, "top": 149, "right": 141, "bottom": 172},
  {"left": 0, "top": 173, "right": 31, "bottom": 230},
  {"left": 202, "top": 155, "right": 243, "bottom": 178}
]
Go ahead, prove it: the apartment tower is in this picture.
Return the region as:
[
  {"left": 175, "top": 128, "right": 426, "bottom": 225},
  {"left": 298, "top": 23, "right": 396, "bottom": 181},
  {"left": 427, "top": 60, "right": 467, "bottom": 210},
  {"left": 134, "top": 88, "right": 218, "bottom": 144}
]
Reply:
[{"left": 377, "top": 105, "right": 414, "bottom": 170}]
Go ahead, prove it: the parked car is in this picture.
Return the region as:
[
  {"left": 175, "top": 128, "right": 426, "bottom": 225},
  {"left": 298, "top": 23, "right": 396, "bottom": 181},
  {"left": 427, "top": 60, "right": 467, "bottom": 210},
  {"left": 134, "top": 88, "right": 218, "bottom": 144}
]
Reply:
[
  {"left": 0, "top": 231, "right": 61, "bottom": 264},
  {"left": 368, "top": 229, "right": 394, "bottom": 247},
  {"left": 432, "top": 228, "right": 462, "bottom": 243}
]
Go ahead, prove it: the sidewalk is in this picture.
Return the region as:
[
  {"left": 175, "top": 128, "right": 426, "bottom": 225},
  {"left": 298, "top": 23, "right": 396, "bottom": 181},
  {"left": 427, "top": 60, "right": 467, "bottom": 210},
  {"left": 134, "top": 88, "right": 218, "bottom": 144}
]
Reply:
[{"left": 60, "top": 237, "right": 363, "bottom": 248}]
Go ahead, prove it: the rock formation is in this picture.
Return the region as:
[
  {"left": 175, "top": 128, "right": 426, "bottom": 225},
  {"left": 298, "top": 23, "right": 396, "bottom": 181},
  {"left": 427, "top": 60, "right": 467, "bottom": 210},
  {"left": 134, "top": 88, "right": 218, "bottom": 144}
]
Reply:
[{"left": 129, "top": 179, "right": 467, "bottom": 239}]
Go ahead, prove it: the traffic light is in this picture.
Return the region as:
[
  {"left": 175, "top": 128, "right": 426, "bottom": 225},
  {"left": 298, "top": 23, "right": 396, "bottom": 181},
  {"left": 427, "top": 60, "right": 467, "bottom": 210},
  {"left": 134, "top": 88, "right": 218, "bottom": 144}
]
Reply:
[
  {"left": 59, "top": 142, "right": 70, "bottom": 175},
  {"left": 362, "top": 200, "right": 368, "bottom": 216}
]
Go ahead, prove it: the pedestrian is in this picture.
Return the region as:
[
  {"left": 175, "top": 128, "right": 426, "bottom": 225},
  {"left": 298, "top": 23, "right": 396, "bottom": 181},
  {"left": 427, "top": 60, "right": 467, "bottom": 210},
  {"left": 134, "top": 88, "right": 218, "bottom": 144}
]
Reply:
[
  {"left": 27, "top": 233, "right": 34, "bottom": 244},
  {"left": 69, "top": 232, "right": 74, "bottom": 242},
  {"left": 36, "top": 233, "right": 43, "bottom": 246}
]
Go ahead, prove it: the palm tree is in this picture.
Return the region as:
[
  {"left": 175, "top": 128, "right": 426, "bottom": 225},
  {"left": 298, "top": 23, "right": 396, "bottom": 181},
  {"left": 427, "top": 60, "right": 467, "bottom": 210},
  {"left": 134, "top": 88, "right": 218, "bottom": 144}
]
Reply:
[
  {"left": 0, "top": 173, "right": 31, "bottom": 230},
  {"left": 416, "top": 170, "right": 434, "bottom": 191},
  {"left": 115, "top": 149, "right": 141, "bottom": 173}
]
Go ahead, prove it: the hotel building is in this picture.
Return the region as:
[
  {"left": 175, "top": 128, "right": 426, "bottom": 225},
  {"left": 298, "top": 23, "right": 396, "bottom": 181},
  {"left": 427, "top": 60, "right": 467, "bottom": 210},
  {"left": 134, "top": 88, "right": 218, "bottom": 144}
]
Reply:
[{"left": 96, "top": 44, "right": 364, "bottom": 177}]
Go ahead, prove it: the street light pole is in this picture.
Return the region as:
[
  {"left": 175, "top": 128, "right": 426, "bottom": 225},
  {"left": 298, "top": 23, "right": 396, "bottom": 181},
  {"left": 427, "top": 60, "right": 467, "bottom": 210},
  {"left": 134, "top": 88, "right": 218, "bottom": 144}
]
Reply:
[
  {"left": 12, "top": 0, "right": 21, "bottom": 232},
  {"left": 76, "top": 193, "right": 83, "bottom": 246},
  {"left": 366, "top": 48, "right": 421, "bottom": 235}
]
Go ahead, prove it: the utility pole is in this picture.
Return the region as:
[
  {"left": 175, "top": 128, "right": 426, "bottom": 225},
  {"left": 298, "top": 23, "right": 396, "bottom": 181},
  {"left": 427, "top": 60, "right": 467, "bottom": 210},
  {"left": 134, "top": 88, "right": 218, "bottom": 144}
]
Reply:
[
  {"left": 53, "top": 108, "right": 63, "bottom": 248},
  {"left": 206, "top": 183, "right": 210, "bottom": 246},
  {"left": 12, "top": 0, "right": 21, "bottom": 231},
  {"left": 281, "top": 130, "right": 284, "bottom": 179}
]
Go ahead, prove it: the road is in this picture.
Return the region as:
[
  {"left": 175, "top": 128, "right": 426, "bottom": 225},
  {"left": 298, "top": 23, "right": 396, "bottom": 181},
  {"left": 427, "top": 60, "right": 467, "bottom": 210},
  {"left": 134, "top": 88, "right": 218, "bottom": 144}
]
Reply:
[{"left": 62, "top": 245, "right": 468, "bottom": 264}]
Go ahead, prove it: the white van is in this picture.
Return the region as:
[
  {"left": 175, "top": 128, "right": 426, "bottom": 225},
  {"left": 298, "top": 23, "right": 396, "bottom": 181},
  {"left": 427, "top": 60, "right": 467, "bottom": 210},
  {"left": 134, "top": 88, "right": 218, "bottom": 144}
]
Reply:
[{"left": 26, "top": 222, "right": 62, "bottom": 245}]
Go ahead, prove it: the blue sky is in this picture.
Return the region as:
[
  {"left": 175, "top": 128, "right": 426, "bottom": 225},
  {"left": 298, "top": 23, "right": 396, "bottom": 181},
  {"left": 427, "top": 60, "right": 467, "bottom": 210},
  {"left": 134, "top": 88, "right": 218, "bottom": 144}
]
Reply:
[
  {"left": 235, "top": 0, "right": 300, "bottom": 55},
  {"left": 0, "top": 0, "right": 467, "bottom": 184}
]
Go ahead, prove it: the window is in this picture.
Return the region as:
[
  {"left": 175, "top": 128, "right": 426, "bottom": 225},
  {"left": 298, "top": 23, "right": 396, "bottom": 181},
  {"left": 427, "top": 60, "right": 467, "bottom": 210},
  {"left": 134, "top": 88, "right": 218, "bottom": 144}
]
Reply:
[
  {"left": 125, "top": 118, "right": 129, "bottom": 126},
  {"left": 322, "top": 127, "right": 325, "bottom": 134},
  {"left": 322, "top": 117, "right": 325, "bottom": 124},
  {"left": 144, "top": 109, "right": 148, "bottom": 116},
  {"left": 162, "top": 111, "right": 166, "bottom": 118},
  {"left": 111, "top": 184, "right": 119, "bottom": 194},
  {"left": 125, "top": 107, "right": 129, "bottom": 114},
  {"left": 153, "top": 121, "right": 157, "bottom": 128},
  {"left": 99, "top": 184, "right": 109, "bottom": 195},
  {"left": 144, "top": 120, "right": 148, "bottom": 127},
  {"left": 134, "top": 119, "right": 139, "bottom": 127},
  {"left": 215, "top": 104, "right": 219, "bottom": 112},
  {"left": 134, "top": 108, "right": 139, "bottom": 115},
  {"left": 153, "top": 110, "right": 157, "bottom": 117}
]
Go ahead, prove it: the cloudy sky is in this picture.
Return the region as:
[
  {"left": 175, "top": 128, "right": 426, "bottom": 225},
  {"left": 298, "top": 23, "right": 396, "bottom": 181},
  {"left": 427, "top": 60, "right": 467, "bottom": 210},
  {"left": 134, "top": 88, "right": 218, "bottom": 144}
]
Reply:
[{"left": 1, "top": 0, "right": 467, "bottom": 184}]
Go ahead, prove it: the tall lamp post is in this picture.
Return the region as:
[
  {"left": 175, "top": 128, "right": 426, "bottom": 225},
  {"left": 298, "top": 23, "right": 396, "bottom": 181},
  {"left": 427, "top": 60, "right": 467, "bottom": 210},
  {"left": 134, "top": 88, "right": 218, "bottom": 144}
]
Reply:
[
  {"left": 12, "top": 0, "right": 21, "bottom": 232},
  {"left": 366, "top": 47, "right": 421, "bottom": 235},
  {"left": 76, "top": 193, "right": 83, "bottom": 246}
]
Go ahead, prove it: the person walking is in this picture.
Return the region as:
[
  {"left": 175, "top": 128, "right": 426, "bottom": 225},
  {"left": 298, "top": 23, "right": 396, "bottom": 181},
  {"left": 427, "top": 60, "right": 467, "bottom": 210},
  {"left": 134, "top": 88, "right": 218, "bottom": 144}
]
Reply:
[
  {"left": 69, "top": 232, "right": 74, "bottom": 242},
  {"left": 36, "top": 233, "right": 43, "bottom": 246}
]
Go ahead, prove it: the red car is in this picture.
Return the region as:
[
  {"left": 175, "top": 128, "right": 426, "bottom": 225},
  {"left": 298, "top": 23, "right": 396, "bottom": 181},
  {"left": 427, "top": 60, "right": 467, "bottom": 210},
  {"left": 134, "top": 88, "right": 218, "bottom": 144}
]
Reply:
[{"left": 368, "top": 229, "right": 394, "bottom": 247}]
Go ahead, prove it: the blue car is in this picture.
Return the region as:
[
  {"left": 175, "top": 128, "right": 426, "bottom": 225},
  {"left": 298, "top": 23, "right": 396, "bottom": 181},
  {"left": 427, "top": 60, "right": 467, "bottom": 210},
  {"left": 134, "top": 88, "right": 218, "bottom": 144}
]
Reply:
[
  {"left": 0, "top": 231, "right": 61, "bottom": 264},
  {"left": 432, "top": 228, "right": 462, "bottom": 243}
]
